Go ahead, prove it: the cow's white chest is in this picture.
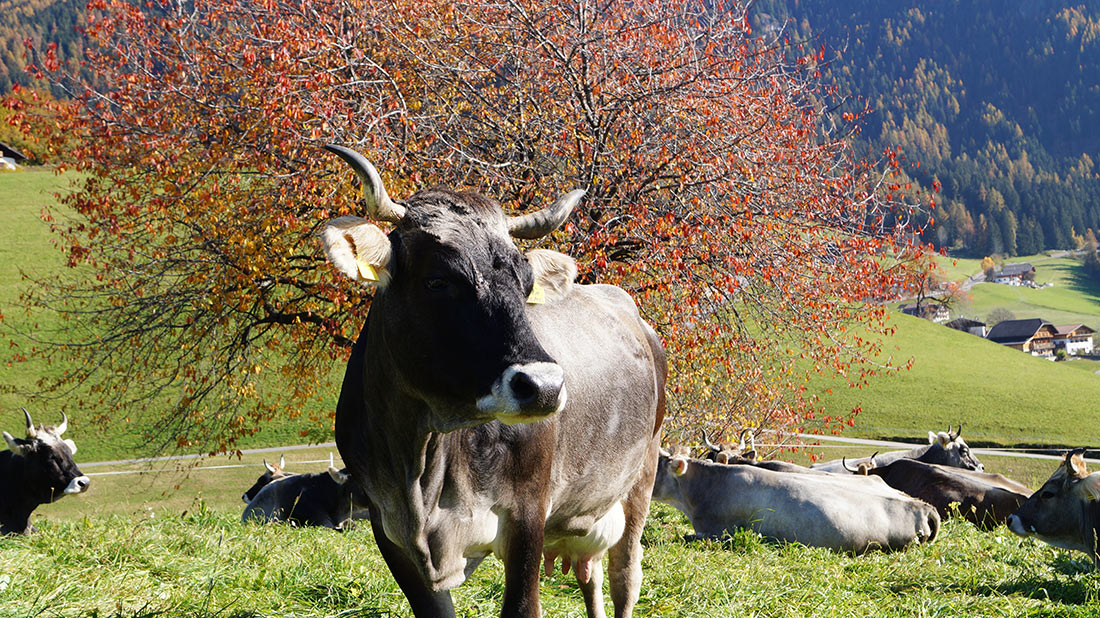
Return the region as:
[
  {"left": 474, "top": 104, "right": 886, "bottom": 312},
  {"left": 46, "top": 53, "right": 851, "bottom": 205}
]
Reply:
[{"left": 464, "top": 508, "right": 503, "bottom": 559}]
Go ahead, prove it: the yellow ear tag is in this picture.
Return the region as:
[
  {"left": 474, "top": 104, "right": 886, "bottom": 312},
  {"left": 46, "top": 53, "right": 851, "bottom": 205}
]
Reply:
[
  {"left": 526, "top": 281, "right": 545, "bottom": 305},
  {"left": 356, "top": 257, "right": 379, "bottom": 283}
]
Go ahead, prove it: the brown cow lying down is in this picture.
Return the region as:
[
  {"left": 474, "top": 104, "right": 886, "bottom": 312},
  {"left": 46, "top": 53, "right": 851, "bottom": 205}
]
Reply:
[
  {"left": 652, "top": 448, "right": 940, "bottom": 553},
  {"left": 1009, "top": 448, "right": 1100, "bottom": 567},
  {"left": 855, "top": 458, "right": 1031, "bottom": 530}
]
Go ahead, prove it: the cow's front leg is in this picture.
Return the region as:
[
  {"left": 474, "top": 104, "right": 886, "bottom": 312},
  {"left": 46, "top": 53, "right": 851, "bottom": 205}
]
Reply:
[
  {"left": 500, "top": 507, "right": 547, "bottom": 618},
  {"left": 368, "top": 506, "right": 455, "bottom": 617}
]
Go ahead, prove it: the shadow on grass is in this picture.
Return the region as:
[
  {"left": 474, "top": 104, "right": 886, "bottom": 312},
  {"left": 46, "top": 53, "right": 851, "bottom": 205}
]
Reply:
[
  {"left": 924, "top": 556, "right": 1100, "bottom": 607},
  {"left": 1056, "top": 260, "right": 1100, "bottom": 308}
]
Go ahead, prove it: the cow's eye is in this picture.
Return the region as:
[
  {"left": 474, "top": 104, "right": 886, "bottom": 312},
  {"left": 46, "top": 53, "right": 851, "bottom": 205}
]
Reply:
[
  {"left": 425, "top": 278, "right": 449, "bottom": 291},
  {"left": 1039, "top": 490, "right": 1056, "bottom": 500}
]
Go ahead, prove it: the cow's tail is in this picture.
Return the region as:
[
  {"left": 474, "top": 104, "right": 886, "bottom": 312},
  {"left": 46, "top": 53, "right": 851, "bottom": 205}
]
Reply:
[{"left": 923, "top": 508, "right": 941, "bottom": 545}]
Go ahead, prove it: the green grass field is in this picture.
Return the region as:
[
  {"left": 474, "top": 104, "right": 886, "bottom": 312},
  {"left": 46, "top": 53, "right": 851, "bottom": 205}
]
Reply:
[
  {"left": 813, "top": 312, "right": 1100, "bottom": 448},
  {"left": 6, "top": 493, "right": 1099, "bottom": 617}
]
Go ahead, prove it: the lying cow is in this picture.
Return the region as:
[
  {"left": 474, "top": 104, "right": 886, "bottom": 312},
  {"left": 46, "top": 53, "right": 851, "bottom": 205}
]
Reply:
[
  {"left": 242, "top": 454, "right": 368, "bottom": 529},
  {"left": 1008, "top": 449, "right": 1100, "bottom": 567},
  {"left": 1, "top": 409, "right": 90, "bottom": 534},
  {"left": 652, "top": 448, "right": 939, "bottom": 553},
  {"left": 813, "top": 425, "right": 983, "bottom": 473},
  {"left": 855, "top": 458, "right": 1031, "bottom": 530},
  {"left": 242, "top": 455, "right": 296, "bottom": 503}
]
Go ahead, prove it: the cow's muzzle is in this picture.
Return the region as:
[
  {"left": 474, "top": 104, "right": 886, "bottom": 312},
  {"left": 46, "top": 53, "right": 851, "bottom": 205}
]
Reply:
[
  {"left": 1006, "top": 514, "right": 1031, "bottom": 537},
  {"left": 478, "top": 362, "right": 567, "bottom": 423},
  {"left": 64, "top": 475, "right": 90, "bottom": 495}
]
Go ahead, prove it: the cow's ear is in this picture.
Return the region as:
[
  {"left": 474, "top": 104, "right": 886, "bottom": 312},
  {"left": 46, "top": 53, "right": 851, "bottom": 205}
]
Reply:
[
  {"left": 671, "top": 457, "right": 689, "bottom": 477},
  {"left": 321, "top": 216, "right": 393, "bottom": 287},
  {"left": 63, "top": 439, "right": 77, "bottom": 455},
  {"left": 328, "top": 467, "right": 351, "bottom": 485},
  {"left": 1075, "top": 472, "right": 1100, "bottom": 501},
  {"left": 927, "top": 431, "right": 938, "bottom": 444},
  {"left": 1069, "top": 451, "right": 1090, "bottom": 479},
  {"left": 526, "top": 249, "right": 577, "bottom": 303},
  {"left": 3, "top": 432, "right": 26, "bottom": 457}
]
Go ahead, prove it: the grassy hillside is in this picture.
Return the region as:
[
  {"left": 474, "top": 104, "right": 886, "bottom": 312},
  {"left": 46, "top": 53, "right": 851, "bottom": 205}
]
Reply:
[
  {"left": 0, "top": 169, "right": 74, "bottom": 430},
  {"left": 963, "top": 262, "right": 1100, "bottom": 327},
  {"left": 0, "top": 171, "right": 324, "bottom": 462},
  {"left": 815, "top": 313, "right": 1100, "bottom": 447},
  {"left": 931, "top": 253, "right": 1100, "bottom": 327}
]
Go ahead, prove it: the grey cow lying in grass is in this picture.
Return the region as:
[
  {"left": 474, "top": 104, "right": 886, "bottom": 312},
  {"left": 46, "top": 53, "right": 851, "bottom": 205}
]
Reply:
[{"left": 652, "top": 446, "right": 940, "bottom": 554}]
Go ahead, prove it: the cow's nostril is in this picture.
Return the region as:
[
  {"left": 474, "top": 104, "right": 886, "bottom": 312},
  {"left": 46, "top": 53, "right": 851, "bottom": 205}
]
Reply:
[{"left": 510, "top": 372, "right": 538, "bottom": 403}]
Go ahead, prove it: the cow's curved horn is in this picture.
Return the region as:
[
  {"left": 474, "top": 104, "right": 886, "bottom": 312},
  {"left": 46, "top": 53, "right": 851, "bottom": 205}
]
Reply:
[
  {"left": 264, "top": 459, "right": 277, "bottom": 474},
  {"left": 954, "top": 424, "right": 962, "bottom": 440},
  {"left": 21, "top": 408, "right": 37, "bottom": 439},
  {"left": 842, "top": 457, "right": 858, "bottom": 473},
  {"left": 324, "top": 145, "right": 406, "bottom": 223},
  {"left": 56, "top": 411, "right": 68, "bottom": 436},
  {"left": 507, "top": 190, "right": 584, "bottom": 240},
  {"left": 701, "top": 429, "right": 720, "bottom": 453},
  {"left": 738, "top": 429, "right": 752, "bottom": 450},
  {"left": 278, "top": 455, "right": 286, "bottom": 469}
]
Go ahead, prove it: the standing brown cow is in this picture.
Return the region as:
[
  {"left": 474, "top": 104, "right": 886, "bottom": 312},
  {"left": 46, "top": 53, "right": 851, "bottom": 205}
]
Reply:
[{"left": 323, "top": 146, "right": 666, "bottom": 618}]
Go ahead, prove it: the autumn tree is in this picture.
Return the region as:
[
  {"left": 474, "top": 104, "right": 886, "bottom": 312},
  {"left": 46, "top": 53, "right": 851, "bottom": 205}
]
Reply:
[{"left": 7, "top": 0, "right": 929, "bottom": 456}]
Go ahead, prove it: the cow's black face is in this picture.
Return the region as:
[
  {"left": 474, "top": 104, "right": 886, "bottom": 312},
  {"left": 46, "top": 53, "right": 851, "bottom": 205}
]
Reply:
[
  {"left": 1008, "top": 450, "right": 1100, "bottom": 558},
  {"left": 375, "top": 191, "right": 564, "bottom": 426},
  {"left": 14, "top": 436, "right": 89, "bottom": 504}
]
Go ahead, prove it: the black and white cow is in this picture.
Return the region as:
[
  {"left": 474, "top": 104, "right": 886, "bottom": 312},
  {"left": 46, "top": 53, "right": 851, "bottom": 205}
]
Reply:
[
  {"left": 242, "top": 455, "right": 368, "bottom": 529},
  {"left": 322, "top": 146, "right": 666, "bottom": 618},
  {"left": 0, "top": 409, "right": 90, "bottom": 534}
]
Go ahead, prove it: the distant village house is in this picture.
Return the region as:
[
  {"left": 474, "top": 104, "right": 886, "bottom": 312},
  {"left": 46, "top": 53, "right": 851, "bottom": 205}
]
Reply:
[
  {"left": 1054, "top": 324, "right": 1095, "bottom": 355},
  {"left": 899, "top": 301, "right": 950, "bottom": 323},
  {"left": 990, "top": 263, "right": 1035, "bottom": 286},
  {"left": 945, "top": 317, "right": 987, "bottom": 337},
  {"left": 0, "top": 141, "right": 26, "bottom": 171},
  {"left": 985, "top": 318, "right": 1058, "bottom": 357}
]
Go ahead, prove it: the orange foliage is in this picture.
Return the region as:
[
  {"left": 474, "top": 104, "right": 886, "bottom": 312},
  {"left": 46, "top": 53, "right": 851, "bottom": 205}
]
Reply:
[{"left": 6, "top": 0, "right": 931, "bottom": 455}]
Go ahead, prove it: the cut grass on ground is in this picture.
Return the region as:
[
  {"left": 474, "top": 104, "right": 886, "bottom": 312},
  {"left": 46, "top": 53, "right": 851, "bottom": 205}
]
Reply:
[{"left": 5, "top": 501, "right": 1099, "bottom": 617}]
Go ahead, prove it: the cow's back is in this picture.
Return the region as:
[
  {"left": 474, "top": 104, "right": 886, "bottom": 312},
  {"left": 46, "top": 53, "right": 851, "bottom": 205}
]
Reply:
[{"left": 874, "top": 460, "right": 1028, "bottom": 528}]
